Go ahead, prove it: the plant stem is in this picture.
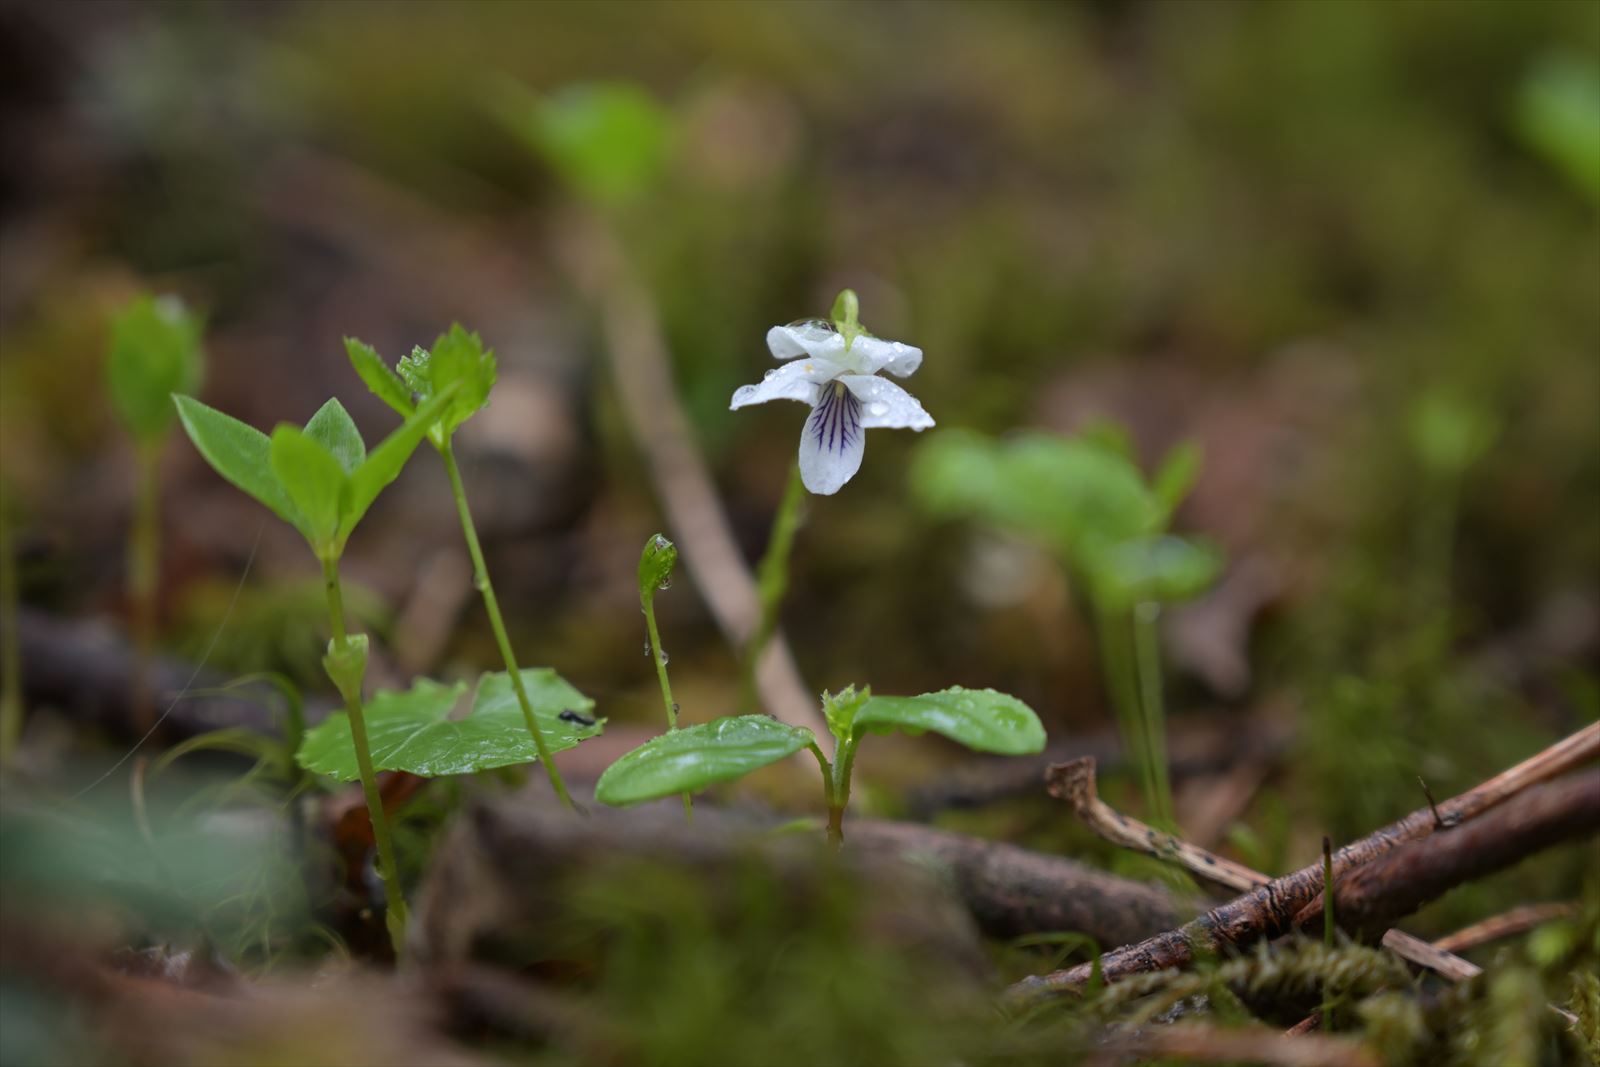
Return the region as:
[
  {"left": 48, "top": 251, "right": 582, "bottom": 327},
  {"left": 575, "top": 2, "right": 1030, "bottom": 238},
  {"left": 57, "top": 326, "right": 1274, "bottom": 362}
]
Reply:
[
  {"left": 739, "top": 462, "right": 806, "bottom": 714},
  {"left": 1131, "top": 602, "right": 1174, "bottom": 829},
  {"left": 439, "top": 444, "right": 574, "bottom": 810},
  {"left": 129, "top": 441, "right": 160, "bottom": 734},
  {"left": 0, "top": 486, "right": 21, "bottom": 766},
  {"left": 825, "top": 734, "right": 860, "bottom": 847},
  {"left": 1095, "top": 600, "right": 1161, "bottom": 823},
  {"left": 321, "top": 555, "right": 408, "bottom": 955},
  {"left": 640, "top": 580, "right": 691, "bottom": 819}
]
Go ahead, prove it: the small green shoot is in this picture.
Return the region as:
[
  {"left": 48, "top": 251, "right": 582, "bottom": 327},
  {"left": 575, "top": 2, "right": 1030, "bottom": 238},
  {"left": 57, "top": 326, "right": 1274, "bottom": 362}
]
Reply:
[
  {"left": 107, "top": 294, "right": 205, "bottom": 731},
  {"left": 345, "top": 327, "right": 585, "bottom": 809},
  {"left": 497, "top": 80, "right": 673, "bottom": 210},
  {"left": 638, "top": 532, "right": 693, "bottom": 816}
]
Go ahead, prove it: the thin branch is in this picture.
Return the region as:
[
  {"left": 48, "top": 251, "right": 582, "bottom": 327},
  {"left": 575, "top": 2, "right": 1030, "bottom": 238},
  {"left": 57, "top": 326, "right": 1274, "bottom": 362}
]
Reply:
[
  {"left": 1378, "top": 930, "right": 1480, "bottom": 982},
  {"left": 1010, "top": 722, "right": 1600, "bottom": 1005},
  {"left": 1432, "top": 902, "right": 1579, "bottom": 955},
  {"left": 558, "top": 217, "right": 826, "bottom": 737}
]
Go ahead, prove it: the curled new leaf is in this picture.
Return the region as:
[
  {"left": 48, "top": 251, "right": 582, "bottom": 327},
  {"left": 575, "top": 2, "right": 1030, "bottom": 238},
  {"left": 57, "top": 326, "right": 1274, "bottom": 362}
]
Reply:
[
  {"left": 638, "top": 533, "right": 677, "bottom": 603},
  {"left": 595, "top": 716, "right": 815, "bottom": 807}
]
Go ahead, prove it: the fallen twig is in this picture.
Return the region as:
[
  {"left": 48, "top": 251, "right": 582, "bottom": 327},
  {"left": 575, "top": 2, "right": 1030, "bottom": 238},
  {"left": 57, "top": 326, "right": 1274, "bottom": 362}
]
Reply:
[
  {"left": 1432, "top": 902, "right": 1580, "bottom": 955},
  {"left": 1010, "top": 722, "right": 1600, "bottom": 1005}
]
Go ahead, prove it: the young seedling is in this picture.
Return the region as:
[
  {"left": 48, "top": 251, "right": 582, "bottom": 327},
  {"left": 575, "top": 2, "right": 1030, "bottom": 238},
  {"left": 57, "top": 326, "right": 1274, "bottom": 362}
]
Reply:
[
  {"left": 346, "top": 326, "right": 578, "bottom": 810},
  {"left": 730, "top": 290, "right": 935, "bottom": 710},
  {"left": 174, "top": 386, "right": 457, "bottom": 953},
  {"left": 106, "top": 295, "right": 205, "bottom": 732},
  {"left": 911, "top": 429, "right": 1220, "bottom": 830},
  {"left": 595, "top": 684, "right": 1044, "bottom": 845},
  {"left": 638, "top": 532, "right": 692, "bottom": 817}
]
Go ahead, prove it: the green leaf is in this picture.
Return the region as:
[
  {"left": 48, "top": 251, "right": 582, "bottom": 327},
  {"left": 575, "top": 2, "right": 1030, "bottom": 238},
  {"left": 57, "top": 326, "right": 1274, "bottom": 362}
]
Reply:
[
  {"left": 345, "top": 337, "right": 415, "bottom": 418},
  {"left": 303, "top": 398, "right": 366, "bottom": 474},
  {"left": 269, "top": 425, "right": 347, "bottom": 552},
  {"left": 822, "top": 684, "right": 870, "bottom": 745},
  {"left": 638, "top": 533, "right": 677, "bottom": 604},
  {"left": 1088, "top": 535, "right": 1222, "bottom": 608},
  {"left": 500, "top": 80, "right": 672, "bottom": 208},
  {"left": 911, "top": 430, "right": 1160, "bottom": 560},
  {"left": 1151, "top": 441, "right": 1202, "bottom": 520},
  {"left": 1409, "top": 392, "right": 1498, "bottom": 477},
  {"left": 854, "top": 686, "right": 1045, "bottom": 756},
  {"left": 296, "top": 669, "right": 602, "bottom": 780},
  {"left": 424, "top": 324, "right": 497, "bottom": 440},
  {"left": 340, "top": 385, "right": 459, "bottom": 547},
  {"left": 107, "top": 295, "right": 204, "bottom": 441},
  {"left": 1516, "top": 53, "right": 1600, "bottom": 203},
  {"left": 594, "top": 716, "right": 815, "bottom": 807},
  {"left": 173, "top": 395, "right": 300, "bottom": 528}
]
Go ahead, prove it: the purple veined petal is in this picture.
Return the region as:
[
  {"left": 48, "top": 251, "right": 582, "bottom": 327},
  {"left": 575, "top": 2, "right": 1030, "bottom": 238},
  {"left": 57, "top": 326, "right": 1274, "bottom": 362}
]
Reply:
[
  {"left": 798, "top": 382, "right": 866, "bottom": 494},
  {"left": 730, "top": 358, "right": 844, "bottom": 410},
  {"left": 767, "top": 322, "right": 847, "bottom": 362},
  {"left": 838, "top": 375, "right": 934, "bottom": 430}
]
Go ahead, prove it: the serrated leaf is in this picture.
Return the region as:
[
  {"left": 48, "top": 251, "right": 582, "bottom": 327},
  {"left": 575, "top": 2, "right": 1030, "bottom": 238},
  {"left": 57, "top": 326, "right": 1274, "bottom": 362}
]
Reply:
[
  {"left": 296, "top": 669, "right": 601, "bottom": 780},
  {"left": 107, "top": 295, "right": 204, "bottom": 441},
  {"left": 269, "top": 425, "right": 347, "bottom": 552},
  {"left": 304, "top": 398, "right": 366, "bottom": 474},
  {"left": 1088, "top": 535, "right": 1222, "bottom": 608},
  {"left": 345, "top": 337, "right": 415, "bottom": 417},
  {"left": 595, "top": 716, "right": 815, "bottom": 807},
  {"left": 638, "top": 533, "right": 677, "bottom": 603},
  {"left": 340, "top": 385, "right": 459, "bottom": 546},
  {"left": 425, "top": 324, "right": 497, "bottom": 439},
  {"left": 854, "top": 687, "right": 1045, "bottom": 756},
  {"left": 174, "top": 395, "right": 300, "bottom": 528}
]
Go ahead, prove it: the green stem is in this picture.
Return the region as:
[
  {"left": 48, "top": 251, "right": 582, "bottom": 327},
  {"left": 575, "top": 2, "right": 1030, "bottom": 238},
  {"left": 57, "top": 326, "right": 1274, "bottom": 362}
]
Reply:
[
  {"left": 825, "top": 734, "right": 859, "bottom": 847},
  {"left": 739, "top": 462, "right": 806, "bottom": 714},
  {"left": 641, "top": 587, "right": 691, "bottom": 818},
  {"left": 1132, "top": 602, "right": 1174, "bottom": 829},
  {"left": 1095, "top": 600, "right": 1161, "bottom": 822},
  {"left": 129, "top": 441, "right": 161, "bottom": 734},
  {"left": 440, "top": 445, "right": 574, "bottom": 810},
  {"left": 321, "top": 555, "right": 408, "bottom": 956},
  {"left": 0, "top": 486, "right": 21, "bottom": 766}
]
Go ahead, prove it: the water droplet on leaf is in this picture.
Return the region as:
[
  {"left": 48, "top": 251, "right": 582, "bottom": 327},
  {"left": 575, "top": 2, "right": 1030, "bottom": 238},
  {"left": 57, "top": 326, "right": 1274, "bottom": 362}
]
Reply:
[{"left": 658, "top": 578, "right": 671, "bottom": 590}]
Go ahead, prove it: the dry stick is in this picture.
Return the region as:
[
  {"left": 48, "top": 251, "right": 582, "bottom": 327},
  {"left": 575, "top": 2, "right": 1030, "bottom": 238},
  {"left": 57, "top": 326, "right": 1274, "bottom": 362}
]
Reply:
[
  {"left": 1011, "top": 721, "right": 1600, "bottom": 1005},
  {"left": 1083, "top": 1023, "right": 1379, "bottom": 1067},
  {"left": 1432, "top": 902, "right": 1580, "bottom": 955},
  {"left": 559, "top": 218, "right": 826, "bottom": 737},
  {"left": 1048, "top": 758, "right": 1479, "bottom": 982}
]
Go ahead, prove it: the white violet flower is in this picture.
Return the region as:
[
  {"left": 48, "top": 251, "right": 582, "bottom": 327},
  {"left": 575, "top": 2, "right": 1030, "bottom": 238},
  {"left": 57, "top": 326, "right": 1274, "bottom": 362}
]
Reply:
[{"left": 730, "top": 320, "right": 935, "bottom": 494}]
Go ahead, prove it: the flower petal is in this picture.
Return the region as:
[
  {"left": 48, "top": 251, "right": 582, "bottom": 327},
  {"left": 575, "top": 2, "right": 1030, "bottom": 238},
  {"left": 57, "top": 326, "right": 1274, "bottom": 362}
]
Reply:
[
  {"left": 798, "top": 382, "right": 866, "bottom": 494},
  {"left": 767, "top": 322, "right": 846, "bottom": 362},
  {"left": 730, "top": 358, "right": 844, "bottom": 410},
  {"left": 846, "top": 335, "right": 922, "bottom": 378},
  {"left": 839, "top": 375, "right": 934, "bottom": 430}
]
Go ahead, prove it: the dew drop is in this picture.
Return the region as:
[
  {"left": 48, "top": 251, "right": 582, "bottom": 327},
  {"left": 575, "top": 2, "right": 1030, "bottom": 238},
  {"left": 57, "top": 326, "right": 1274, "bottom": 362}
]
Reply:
[
  {"left": 644, "top": 641, "right": 652, "bottom": 657},
  {"left": 868, "top": 402, "right": 889, "bottom": 417},
  {"left": 787, "top": 317, "right": 836, "bottom": 333},
  {"left": 671, "top": 702, "right": 680, "bottom": 715},
  {"left": 658, "top": 578, "right": 671, "bottom": 591},
  {"left": 732, "top": 385, "right": 757, "bottom": 404},
  {"left": 763, "top": 369, "right": 777, "bottom": 380},
  {"left": 659, "top": 650, "right": 670, "bottom": 666}
]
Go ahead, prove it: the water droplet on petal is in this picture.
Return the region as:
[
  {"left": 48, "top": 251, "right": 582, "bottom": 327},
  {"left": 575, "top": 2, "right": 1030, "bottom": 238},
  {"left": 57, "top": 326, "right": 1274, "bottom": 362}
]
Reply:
[
  {"left": 763, "top": 369, "right": 777, "bottom": 380},
  {"left": 787, "top": 318, "right": 836, "bottom": 333},
  {"left": 733, "top": 385, "right": 757, "bottom": 404},
  {"left": 868, "top": 402, "right": 889, "bottom": 417}
]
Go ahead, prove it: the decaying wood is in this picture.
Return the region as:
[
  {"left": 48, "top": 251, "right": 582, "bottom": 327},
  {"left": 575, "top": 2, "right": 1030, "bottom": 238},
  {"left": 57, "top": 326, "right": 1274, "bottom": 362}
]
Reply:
[
  {"left": 1432, "top": 902, "right": 1580, "bottom": 955},
  {"left": 1084, "top": 1023, "right": 1379, "bottom": 1067},
  {"left": 1049, "top": 755, "right": 1482, "bottom": 982},
  {"left": 1048, "top": 756, "right": 1270, "bottom": 894},
  {"left": 412, "top": 795, "right": 1185, "bottom": 970},
  {"left": 1010, "top": 722, "right": 1600, "bottom": 1005},
  {"left": 1294, "top": 770, "right": 1599, "bottom": 939}
]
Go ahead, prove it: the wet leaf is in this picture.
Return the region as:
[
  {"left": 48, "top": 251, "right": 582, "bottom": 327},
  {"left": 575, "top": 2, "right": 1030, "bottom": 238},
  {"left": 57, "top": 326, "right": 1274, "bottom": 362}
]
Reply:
[
  {"left": 595, "top": 716, "right": 814, "bottom": 807},
  {"left": 855, "top": 686, "right": 1045, "bottom": 756},
  {"left": 173, "top": 395, "right": 299, "bottom": 527}
]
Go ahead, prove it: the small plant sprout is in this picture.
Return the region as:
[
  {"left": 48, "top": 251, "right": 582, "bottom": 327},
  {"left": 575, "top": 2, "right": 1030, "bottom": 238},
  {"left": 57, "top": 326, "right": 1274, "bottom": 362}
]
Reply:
[
  {"left": 595, "top": 685, "right": 1044, "bottom": 845},
  {"left": 106, "top": 294, "right": 204, "bottom": 731},
  {"left": 638, "top": 532, "right": 692, "bottom": 817},
  {"left": 345, "top": 326, "right": 581, "bottom": 810},
  {"left": 732, "top": 290, "right": 934, "bottom": 710},
  {"left": 174, "top": 385, "right": 459, "bottom": 953},
  {"left": 911, "top": 429, "right": 1220, "bottom": 830}
]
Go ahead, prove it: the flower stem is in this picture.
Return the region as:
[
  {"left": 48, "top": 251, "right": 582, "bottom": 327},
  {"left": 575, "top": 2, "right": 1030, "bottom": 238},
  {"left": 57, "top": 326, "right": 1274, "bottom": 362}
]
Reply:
[
  {"left": 641, "top": 579, "right": 691, "bottom": 818},
  {"left": 321, "top": 555, "right": 408, "bottom": 956},
  {"left": 1131, "top": 602, "right": 1174, "bottom": 830},
  {"left": 0, "top": 484, "right": 22, "bottom": 766},
  {"left": 129, "top": 441, "right": 160, "bottom": 734},
  {"left": 739, "top": 461, "right": 806, "bottom": 715},
  {"left": 440, "top": 444, "right": 574, "bottom": 811}
]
